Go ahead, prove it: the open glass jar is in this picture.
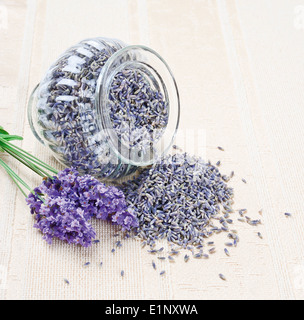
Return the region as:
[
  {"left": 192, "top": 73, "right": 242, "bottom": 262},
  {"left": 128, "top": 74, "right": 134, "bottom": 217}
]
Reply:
[{"left": 28, "top": 37, "right": 180, "bottom": 180}]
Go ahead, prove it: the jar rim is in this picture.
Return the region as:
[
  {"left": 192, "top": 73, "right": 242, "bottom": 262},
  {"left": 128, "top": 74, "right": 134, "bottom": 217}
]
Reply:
[{"left": 95, "top": 45, "right": 180, "bottom": 167}]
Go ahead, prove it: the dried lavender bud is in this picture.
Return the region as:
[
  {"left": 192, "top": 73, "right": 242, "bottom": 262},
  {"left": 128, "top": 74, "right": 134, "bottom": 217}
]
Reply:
[
  {"left": 219, "top": 274, "right": 226, "bottom": 281},
  {"left": 152, "top": 261, "right": 156, "bottom": 270},
  {"left": 224, "top": 248, "right": 230, "bottom": 256}
]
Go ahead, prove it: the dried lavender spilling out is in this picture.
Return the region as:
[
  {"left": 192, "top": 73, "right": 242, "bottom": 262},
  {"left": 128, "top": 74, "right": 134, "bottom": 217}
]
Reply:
[
  {"left": 29, "top": 37, "right": 180, "bottom": 180},
  {"left": 121, "top": 153, "right": 235, "bottom": 250}
]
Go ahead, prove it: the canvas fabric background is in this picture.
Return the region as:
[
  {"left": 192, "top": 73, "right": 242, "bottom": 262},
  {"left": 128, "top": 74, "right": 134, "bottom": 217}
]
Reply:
[{"left": 0, "top": 0, "right": 304, "bottom": 300}]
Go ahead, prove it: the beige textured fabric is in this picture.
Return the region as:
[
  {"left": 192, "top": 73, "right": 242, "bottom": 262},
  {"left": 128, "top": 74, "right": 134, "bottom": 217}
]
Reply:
[{"left": 1, "top": 0, "right": 304, "bottom": 300}]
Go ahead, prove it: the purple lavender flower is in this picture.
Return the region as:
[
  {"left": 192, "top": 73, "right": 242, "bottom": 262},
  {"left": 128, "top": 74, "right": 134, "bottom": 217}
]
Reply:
[
  {"left": 111, "top": 207, "right": 139, "bottom": 231},
  {"left": 26, "top": 167, "right": 139, "bottom": 246},
  {"left": 34, "top": 202, "right": 96, "bottom": 247}
]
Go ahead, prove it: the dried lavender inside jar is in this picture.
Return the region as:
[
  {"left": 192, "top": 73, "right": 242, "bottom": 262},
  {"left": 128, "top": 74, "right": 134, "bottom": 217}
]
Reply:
[
  {"left": 28, "top": 37, "right": 180, "bottom": 180},
  {"left": 108, "top": 68, "right": 169, "bottom": 151}
]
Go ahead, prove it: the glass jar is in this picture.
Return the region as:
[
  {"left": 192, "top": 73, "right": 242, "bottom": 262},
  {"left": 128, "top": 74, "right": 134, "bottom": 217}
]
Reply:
[{"left": 28, "top": 37, "right": 180, "bottom": 180}]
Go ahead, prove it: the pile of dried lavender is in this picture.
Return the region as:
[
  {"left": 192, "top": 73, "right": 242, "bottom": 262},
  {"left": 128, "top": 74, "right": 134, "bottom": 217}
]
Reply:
[{"left": 121, "top": 153, "right": 235, "bottom": 249}]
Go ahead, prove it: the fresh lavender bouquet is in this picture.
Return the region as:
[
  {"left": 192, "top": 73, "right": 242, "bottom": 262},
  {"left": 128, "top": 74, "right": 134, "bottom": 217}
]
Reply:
[{"left": 0, "top": 126, "right": 138, "bottom": 247}]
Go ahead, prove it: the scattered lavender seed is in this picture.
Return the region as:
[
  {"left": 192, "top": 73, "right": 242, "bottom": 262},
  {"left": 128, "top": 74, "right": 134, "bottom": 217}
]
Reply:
[
  {"left": 184, "top": 255, "right": 190, "bottom": 262},
  {"left": 152, "top": 261, "right": 156, "bottom": 270},
  {"left": 222, "top": 175, "right": 229, "bottom": 182},
  {"left": 209, "top": 247, "right": 216, "bottom": 254},
  {"left": 168, "top": 256, "right": 175, "bottom": 262},
  {"left": 225, "top": 242, "right": 233, "bottom": 247},
  {"left": 218, "top": 146, "right": 225, "bottom": 151},
  {"left": 111, "top": 249, "right": 115, "bottom": 253},
  {"left": 239, "top": 209, "right": 247, "bottom": 216},
  {"left": 84, "top": 262, "right": 90, "bottom": 267},
  {"left": 160, "top": 270, "right": 166, "bottom": 276},
  {"left": 173, "top": 145, "right": 182, "bottom": 151},
  {"left": 158, "top": 257, "right": 166, "bottom": 260},
  {"left": 248, "top": 219, "right": 261, "bottom": 226},
  {"left": 64, "top": 279, "right": 70, "bottom": 285},
  {"left": 242, "top": 178, "right": 247, "bottom": 184},
  {"left": 219, "top": 274, "right": 227, "bottom": 281},
  {"left": 257, "top": 232, "right": 263, "bottom": 239},
  {"left": 148, "top": 249, "right": 158, "bottom": 254},
  {"left": 224, "top": 248, "right": 230, "bottom": 256},
  {"left": 93, "top": 240, "right": 100, "bottom": 244},
  {"left": 285, "top": 212, "right": 292, "bottom": 217},
  {"left": 121, "top": 270, "right": 124, "bottom": 277},
  {"left": 216, "top": 161, "right": 221, "bottom": 166},
  {"left": 230, "top": 171, "right": 234, "bottom": 178}
]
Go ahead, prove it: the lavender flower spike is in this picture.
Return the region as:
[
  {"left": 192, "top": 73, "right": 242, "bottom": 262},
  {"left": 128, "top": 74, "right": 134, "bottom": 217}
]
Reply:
[{"left": 26, "top": 167, "right": 139, "bottom": 246}]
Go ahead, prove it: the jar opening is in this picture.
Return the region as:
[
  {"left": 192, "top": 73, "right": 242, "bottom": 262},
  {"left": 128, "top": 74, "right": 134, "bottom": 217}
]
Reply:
[{"left": 96, "top": 45, "right": 180, "bottom": 167}]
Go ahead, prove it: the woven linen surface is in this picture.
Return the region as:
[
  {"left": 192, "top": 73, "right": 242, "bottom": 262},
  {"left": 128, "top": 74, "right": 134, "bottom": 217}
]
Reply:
[{"left": 1, "top": 0, "right": 304, "bottom": 300}]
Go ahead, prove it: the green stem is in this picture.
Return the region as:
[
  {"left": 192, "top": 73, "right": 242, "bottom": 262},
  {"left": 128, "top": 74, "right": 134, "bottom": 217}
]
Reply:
[
  {"left": 0, "top": 134, "right": 23, "bottom": 142},
  {"left": 8, "top": 172, "right": 28, "bottom": 197},
  {"left": 0, "top": 137, "right": 58, "bottom": 174},
  {"left": 3, "top": 146, "right": 52, "bottom": 179},
  {"left": 0, "top": 158, "right": 32, "bottom": 194},
  {"left": 0, "top": 159, "right": 46, "bottom": 203}
]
